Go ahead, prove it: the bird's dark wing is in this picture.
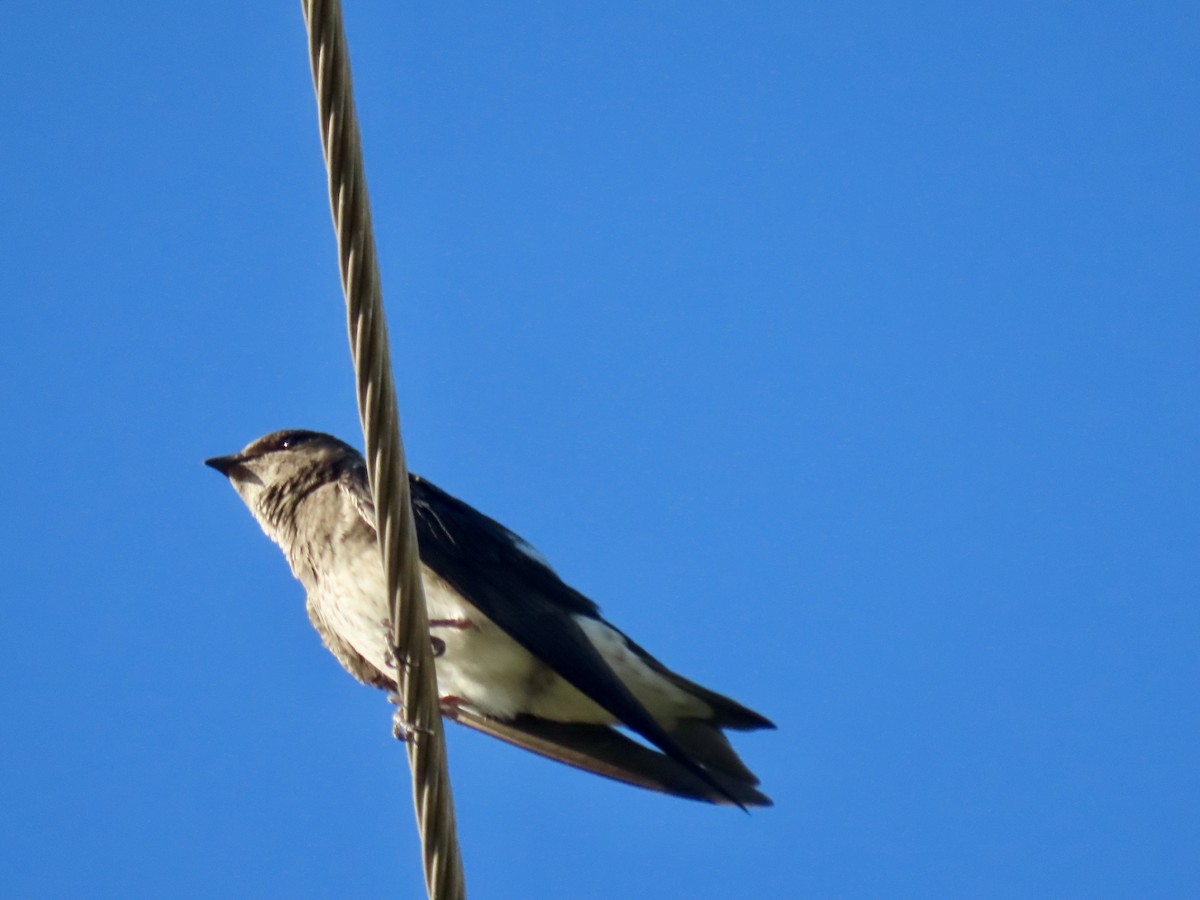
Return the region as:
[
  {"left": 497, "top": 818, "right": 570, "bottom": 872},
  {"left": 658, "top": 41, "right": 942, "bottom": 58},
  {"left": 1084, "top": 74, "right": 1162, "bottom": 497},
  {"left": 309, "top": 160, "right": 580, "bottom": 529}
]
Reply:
[
  {"left": 407, "top": 475, "right": 601, "bottom": 618},
  {"left": 445, "top": 706, "right": 771, "bottom": 807},
  {"left": 340, "top": 466, "right": 744, "bottom": 807},
  {"left": 620, "top": 632, "right": 777, "bottom": 731}
]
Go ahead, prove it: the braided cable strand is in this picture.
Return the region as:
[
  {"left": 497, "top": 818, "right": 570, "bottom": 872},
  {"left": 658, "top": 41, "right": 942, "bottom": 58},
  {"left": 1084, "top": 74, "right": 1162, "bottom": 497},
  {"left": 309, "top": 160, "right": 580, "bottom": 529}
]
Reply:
[{"left": 301, "top": 2, "right": 466, "bottom": 897}]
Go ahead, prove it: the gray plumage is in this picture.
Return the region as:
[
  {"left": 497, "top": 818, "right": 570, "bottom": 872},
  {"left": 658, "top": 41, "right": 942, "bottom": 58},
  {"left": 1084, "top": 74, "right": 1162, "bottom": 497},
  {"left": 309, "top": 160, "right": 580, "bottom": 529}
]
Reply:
[{"left": 206, "top": 429, "right": 774, "bottom": 806}]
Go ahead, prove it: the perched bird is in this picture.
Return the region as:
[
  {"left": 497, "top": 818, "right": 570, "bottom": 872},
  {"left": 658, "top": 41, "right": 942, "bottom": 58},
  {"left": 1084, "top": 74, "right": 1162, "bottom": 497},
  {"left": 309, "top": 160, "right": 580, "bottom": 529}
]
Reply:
[{"left": 206, "top": 429, "right": 774, "bottom": 806}]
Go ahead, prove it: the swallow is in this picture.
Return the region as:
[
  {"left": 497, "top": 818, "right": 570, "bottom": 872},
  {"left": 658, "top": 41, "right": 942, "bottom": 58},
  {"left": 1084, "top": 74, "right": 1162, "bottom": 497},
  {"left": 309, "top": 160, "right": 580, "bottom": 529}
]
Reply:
[{"left": 206, "top": 430, "right": 774, "bottom": 806}]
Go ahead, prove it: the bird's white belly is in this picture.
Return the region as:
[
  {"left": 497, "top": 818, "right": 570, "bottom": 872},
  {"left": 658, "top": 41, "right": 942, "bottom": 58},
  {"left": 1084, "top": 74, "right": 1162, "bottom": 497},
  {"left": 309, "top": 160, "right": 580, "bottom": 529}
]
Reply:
[
  {"left": 314, "top": 551, "right": 543, "bottom": 720},
  {"left": 420, "top": 570, "right": 546, "bottom": 720},
  {"left": 315, "top": 548, "right": 703, "bottom": 726}
]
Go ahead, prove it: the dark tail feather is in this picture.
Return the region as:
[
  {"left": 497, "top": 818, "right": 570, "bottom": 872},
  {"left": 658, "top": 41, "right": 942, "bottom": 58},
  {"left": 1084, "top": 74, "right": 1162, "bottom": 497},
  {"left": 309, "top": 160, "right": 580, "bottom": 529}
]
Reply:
[
  {"left": 624, "top": 652, "right": 772, "bottom": 734},
  {"left": 622, "top": 634, "right": 776, "bottom": 731},
  {"left": 445, "top": 707, "right": 772, "bottom": 808},
  {"left": 664, "top": 672, "right": 776, "bottom": 731},
  {"left": 668, "top": 719, "right": 762, "bottom": 785}
]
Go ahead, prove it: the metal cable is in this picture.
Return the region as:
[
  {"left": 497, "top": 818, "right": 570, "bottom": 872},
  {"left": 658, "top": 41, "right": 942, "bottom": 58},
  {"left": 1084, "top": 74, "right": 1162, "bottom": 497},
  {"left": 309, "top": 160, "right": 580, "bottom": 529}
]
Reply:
[{"left": 300, "top": 2, "right": 466, "bottom": 897}]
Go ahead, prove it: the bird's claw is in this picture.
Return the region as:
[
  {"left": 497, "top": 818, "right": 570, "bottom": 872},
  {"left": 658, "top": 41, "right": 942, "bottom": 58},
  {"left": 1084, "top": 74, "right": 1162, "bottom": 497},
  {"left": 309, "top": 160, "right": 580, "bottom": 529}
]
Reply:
[
  {"left": 389, "top": 694, "right": 432, "bottom": 743},
  {"left": 384, "top": 634, "right": 447, "bottom": 669}
]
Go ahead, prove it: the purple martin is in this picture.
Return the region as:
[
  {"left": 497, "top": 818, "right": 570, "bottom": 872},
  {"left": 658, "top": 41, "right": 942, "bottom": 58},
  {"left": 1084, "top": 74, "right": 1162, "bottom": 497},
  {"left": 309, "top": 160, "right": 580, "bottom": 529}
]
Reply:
[{"left": 206, "top": 430, "right": 773, "bottom": 806}]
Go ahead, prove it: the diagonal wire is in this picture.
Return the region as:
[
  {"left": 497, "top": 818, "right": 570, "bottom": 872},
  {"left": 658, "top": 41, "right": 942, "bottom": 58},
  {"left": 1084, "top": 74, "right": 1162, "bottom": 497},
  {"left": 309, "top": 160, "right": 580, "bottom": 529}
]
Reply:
[{"left": 300, "top": 2, "right": 466, "bottom": 897}]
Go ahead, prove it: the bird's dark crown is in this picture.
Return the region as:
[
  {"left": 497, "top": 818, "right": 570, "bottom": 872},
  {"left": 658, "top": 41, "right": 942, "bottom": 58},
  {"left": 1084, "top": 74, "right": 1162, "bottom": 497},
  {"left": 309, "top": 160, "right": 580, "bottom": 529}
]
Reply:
[{"left": 241, "top": 429, "right": 355, "bottom": 462}]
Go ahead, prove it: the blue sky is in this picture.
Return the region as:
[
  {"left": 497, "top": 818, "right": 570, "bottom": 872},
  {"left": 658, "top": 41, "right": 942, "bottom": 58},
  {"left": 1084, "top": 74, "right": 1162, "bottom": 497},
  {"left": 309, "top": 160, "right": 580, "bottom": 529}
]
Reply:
[{"left": 2, "top": 3, "right": 1197, "bottom": 897}]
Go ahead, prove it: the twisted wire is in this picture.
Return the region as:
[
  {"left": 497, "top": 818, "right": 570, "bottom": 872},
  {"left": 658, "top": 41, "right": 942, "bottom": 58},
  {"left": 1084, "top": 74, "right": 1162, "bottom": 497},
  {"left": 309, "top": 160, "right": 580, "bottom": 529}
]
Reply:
[{"left": 300, "top": 2, "right": 466, "bottom": 897}]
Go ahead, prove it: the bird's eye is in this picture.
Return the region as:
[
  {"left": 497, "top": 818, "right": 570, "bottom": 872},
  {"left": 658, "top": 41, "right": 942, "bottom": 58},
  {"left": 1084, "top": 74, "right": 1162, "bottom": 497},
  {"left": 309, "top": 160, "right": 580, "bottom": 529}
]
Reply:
[{"left": 269, "top": 431, "right": 314, "bottom": 453}]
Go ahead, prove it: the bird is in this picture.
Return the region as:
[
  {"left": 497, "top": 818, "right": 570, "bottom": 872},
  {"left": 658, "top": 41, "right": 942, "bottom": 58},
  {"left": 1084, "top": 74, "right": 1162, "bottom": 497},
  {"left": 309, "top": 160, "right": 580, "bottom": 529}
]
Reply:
[{"left": 205, "top": 429, "right": 774, "bottom": 807}]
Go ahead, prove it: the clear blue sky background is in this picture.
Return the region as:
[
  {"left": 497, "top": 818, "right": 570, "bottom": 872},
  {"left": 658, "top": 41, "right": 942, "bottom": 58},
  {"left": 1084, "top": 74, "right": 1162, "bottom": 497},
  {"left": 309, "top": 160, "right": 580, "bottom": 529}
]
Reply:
[{"left": 2, "top": 3, "right": 1196, "bottom": 898}]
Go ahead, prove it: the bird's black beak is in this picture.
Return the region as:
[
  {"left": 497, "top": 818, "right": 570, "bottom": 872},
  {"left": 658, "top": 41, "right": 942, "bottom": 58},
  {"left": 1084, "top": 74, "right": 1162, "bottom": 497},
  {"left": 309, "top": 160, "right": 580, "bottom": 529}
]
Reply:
[{"left": 205, "top": 454, "right": 242, "bottom": 477}]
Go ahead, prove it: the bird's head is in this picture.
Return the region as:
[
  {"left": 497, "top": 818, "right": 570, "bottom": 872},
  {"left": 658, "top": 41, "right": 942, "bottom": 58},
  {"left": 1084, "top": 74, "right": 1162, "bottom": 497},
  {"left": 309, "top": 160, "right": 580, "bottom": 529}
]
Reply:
[{"left": 205, "top": 429, "right": 361, "bottom": 542}]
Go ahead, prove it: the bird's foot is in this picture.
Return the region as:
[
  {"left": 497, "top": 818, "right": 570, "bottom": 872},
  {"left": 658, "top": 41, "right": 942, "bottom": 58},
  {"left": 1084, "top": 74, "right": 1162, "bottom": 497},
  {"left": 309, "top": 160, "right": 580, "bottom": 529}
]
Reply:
[
  {"left": 383, "top": 635, "right": 447, "bottom": 670},
  {"left": 388, "top": 694, "right": 432, "bottom": 743},
  {"left": 389, "top": 693, "right": 469, "bottom": 740},
  {"left": 429, "top": 617, "right": 475, "bottom": 630},
  {"left": 438, "top": 695, "right": 469, "bottom": 721},
  {"left": 382, "top": 641, "right": 403, "bottom": 671}
]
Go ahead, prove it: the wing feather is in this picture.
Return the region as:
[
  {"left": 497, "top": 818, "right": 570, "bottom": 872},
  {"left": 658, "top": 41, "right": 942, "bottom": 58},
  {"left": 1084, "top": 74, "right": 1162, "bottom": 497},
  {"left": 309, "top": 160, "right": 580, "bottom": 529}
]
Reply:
[
  {"left": 341, "top": 464, "right": 748, "bottom": 807},
  {"left": 446, "top": 706, "right": 771, "bottom": 807}
]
